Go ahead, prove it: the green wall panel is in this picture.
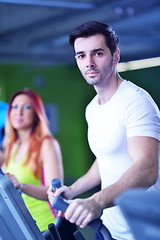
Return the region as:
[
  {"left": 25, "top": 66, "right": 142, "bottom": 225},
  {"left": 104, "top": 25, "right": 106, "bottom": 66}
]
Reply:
[{"left": 0, "top": 63, "right": 95, "bottom": 183}]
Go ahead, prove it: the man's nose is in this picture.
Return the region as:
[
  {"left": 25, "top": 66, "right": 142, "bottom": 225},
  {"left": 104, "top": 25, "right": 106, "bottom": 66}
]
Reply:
[{"left": 86, "top": 56, "right": 95, "bottom": 68}]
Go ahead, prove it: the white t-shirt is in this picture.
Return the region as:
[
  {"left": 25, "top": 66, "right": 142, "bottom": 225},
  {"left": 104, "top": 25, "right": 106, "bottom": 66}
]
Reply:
[{"left": 85, "top": 80, "right": 160, "bottom": 240}]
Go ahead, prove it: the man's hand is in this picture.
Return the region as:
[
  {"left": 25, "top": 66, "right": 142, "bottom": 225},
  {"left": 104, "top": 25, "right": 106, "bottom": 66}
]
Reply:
[
  {"left": 65, "top": 194, "right": 103, "bottom": 228},
  {"left": 47, "top": 184, "right": 74, "bottom": 204}
]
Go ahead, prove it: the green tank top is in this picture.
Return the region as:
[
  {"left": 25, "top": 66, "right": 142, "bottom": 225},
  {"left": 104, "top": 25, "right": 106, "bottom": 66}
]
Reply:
[{"left": 6, "top": 146, "right": 55, "bottom": 232}]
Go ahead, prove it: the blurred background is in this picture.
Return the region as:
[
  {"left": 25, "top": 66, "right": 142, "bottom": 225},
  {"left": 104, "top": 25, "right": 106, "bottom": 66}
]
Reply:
[{"left": 0, "top": 0, "right": 160, "bottom": 183}]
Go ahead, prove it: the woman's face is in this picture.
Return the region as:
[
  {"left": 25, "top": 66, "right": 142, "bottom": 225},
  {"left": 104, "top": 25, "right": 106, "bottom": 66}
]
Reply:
[{"left": 10, "top": 94, "right": 35, "bottom": 131}]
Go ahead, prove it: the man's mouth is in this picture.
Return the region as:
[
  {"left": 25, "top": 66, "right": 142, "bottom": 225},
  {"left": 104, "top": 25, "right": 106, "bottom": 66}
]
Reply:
[{"left": 86, "top": 70, "right": 99, "bottom": 77}]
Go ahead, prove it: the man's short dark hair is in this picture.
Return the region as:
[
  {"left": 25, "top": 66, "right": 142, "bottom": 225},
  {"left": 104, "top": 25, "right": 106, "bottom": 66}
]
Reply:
[{"left": 69, "top": 21, "right": 119, "bottom": 55}]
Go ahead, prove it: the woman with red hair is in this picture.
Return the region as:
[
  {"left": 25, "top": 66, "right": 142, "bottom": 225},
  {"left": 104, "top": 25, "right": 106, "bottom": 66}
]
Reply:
[{"left": 1, "top": 89, "right": 64, "bottom": 232}]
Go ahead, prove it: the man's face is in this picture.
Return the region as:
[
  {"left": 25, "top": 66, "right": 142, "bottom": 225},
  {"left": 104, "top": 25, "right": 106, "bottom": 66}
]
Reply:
[{"left": 74, "top": 34, "right": 118, "bottom": 87}]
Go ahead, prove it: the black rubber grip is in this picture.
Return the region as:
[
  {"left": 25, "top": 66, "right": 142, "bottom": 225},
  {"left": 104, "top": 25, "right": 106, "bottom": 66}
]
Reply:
[
  {"left": 52, "top": 196, "right": 69, "bottom": 212},
  {"left": 52, "top": 178, "right": 62, "bottom": 192}
]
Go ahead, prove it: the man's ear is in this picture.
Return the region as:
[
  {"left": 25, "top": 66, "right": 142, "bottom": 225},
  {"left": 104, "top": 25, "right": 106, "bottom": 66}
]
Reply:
[{"left": 113, "top": 49, "right": 120, "bottom": 65}]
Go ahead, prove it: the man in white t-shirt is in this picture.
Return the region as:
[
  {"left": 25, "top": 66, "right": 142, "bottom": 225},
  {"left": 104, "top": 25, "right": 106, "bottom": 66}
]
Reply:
[{"left": 48, "top": 21, "right": 160, "bottom": 240}]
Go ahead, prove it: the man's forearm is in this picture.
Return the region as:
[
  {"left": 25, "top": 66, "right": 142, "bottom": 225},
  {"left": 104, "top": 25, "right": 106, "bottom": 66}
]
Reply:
[
  {"left": 70, "top": 159, "right": 101, "bottom": 198},
  {"left": 93, "top": 158, "right": 158, "bottom": 210}
]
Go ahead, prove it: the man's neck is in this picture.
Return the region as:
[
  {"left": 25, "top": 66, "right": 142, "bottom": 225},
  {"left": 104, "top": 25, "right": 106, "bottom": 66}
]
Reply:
[{"left": 96, "top": 73, "right": 123, "bottom": 105}]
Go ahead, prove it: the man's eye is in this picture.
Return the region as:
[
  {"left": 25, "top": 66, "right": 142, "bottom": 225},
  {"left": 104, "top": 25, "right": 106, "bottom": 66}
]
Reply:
[
  {"left": 77, "top": 54, "right": 85, "bottom": 59},
  {"left": 96, "top": 52, "right": 103, "bottom": 56}
]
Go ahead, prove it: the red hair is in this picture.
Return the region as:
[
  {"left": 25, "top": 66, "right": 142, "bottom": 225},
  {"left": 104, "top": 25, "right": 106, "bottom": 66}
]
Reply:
[{"left": 4, "top": 89, "right": 52, "bottom": 178}]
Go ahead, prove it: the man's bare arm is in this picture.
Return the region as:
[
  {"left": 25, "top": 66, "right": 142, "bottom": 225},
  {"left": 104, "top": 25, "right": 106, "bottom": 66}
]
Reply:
[
  {"left": 69, "top": 159, "right": 101, "bottom": 198},
  {"left": 93, "top": 136, "right": 159, "bottom": 209}
]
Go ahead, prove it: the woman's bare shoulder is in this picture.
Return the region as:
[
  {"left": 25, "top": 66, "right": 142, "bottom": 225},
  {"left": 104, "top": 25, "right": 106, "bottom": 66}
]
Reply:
[{"left": 41, "top": 136, "right": 61, "bottom": 152}]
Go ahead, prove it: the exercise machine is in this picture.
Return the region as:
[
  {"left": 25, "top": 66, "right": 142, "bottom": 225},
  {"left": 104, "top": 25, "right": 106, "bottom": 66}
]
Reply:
[
  {"left": 116, "top": 188, "right": 160, "bottom": 240},
  {"left": 0, "top": 172, "right": 45, "bottom": 239}
]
